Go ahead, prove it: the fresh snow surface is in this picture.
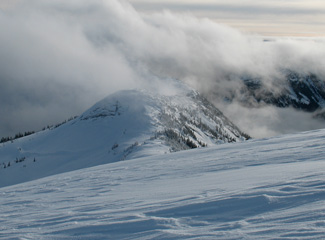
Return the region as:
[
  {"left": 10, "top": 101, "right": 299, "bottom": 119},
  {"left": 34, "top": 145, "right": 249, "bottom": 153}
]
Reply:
[{"left": 1, "top": 129, "right": 325, "bottom": 239}]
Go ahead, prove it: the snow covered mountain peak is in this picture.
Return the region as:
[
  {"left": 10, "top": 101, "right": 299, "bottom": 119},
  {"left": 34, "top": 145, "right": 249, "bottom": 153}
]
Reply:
[
  {"left": 79, "top": 86, "right": 248, "bottom": 150},
  {"left": 0, "top": 82, "right": 249, "bottom": 187},
  {"left": 80, "top": 78, "right": 198, "bottom": 120}
]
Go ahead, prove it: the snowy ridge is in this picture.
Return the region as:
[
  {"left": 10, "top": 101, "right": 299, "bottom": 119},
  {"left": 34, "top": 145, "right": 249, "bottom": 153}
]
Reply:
[
  {"left": 0, "top": 81, "right": 248, "bottom": 187},
  {"left": 1, "top": 129, "right": 325, "bottom": 239}
]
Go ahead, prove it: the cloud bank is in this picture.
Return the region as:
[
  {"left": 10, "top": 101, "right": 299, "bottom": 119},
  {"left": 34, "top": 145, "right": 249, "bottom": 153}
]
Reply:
[
  {"left": 130, "top": 0, "right": 325, "bottom": 37},
  {"left": 0, "top": 0, "right": 324, "bottom": 138}
]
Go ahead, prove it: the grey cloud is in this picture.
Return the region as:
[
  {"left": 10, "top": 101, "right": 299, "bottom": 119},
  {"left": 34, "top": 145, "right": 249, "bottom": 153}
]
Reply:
[
  {"left": 0, "top": 0, "right": 140, "bottom": 137},
  {"left": 0, "top": 0, "right": 324, "bottom": 138}
]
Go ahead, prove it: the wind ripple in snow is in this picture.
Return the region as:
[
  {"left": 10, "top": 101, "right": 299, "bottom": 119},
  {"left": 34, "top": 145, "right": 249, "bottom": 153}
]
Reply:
[{"left": 1, "top": 129, "right": 325, "bottom": 239}]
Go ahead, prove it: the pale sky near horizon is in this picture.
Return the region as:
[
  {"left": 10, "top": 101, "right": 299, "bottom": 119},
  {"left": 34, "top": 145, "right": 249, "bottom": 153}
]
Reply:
[
  {"left": 1, "top": 0, "right": 324, "bottom": 36},
  {"left": 129, "top": 0, "right": 325, "bottom": 37}
]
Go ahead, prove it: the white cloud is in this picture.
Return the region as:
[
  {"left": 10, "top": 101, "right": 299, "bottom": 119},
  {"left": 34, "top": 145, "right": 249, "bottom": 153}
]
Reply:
[
  {"left": 0, "top": 0, "right": 324, "bottom": 138},
  {"left": 216, "top": 102, "right": 325, "bottom": 138}
]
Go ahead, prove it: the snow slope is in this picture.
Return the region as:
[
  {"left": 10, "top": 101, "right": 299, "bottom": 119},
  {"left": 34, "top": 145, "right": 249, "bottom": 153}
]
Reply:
[
  {"left": 0, "top": 81, "right": 248, "bottom": 188},
  {"left": 1, "top": 129, "right": 325, "bottom": 239}
]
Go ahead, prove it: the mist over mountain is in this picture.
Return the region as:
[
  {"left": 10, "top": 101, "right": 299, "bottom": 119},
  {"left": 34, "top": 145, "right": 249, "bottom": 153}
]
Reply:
[
  {"left": 238, "top": 72, "right": 325, "bottom": 111},
  {"left": 212, "top": 71, "right": 325, "bottom": 137},
  {"left": 0, "top": 0, "right": 325, "bottom": 138}
]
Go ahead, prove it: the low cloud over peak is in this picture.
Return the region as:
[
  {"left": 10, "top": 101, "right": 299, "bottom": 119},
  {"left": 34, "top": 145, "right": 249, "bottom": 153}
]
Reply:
[{"left": 0, "top": 0, "right": 324, "bottom": 138}]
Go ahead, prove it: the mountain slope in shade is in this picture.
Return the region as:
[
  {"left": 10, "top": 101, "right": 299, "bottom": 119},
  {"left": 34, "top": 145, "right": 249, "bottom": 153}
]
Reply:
[
  {"left": 1, "top": 128, "right": 325, "bottom": 239},
  {"left": 239, "top": 71, "right": 325, "bottom": 112},
  {"left": 0, "top": 81, "right": 249, "bottom": 187}
]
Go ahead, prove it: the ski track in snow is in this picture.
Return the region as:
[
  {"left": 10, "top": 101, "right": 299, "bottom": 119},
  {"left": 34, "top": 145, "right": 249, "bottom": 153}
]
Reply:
[{"left": 1, "top": 129, "right": 325, "bottom": 239}]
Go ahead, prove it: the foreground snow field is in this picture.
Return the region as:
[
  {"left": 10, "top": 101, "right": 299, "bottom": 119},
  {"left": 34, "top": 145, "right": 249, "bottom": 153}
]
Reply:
[{"left": 1, "top": 129, "right": 325, "bottom": 239}]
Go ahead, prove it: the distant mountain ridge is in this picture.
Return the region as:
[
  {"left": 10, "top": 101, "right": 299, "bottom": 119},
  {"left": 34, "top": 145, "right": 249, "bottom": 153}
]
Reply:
[
  {"left": 0, "top": 80, "right": 249, "bottom": 187},
  {"left": 238, "top": 71, "right": 325, "bottom": 112}
]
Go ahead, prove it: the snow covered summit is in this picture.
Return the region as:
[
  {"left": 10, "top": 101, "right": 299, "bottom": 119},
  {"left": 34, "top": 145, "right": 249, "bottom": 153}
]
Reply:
[{"left": 0, "top": 81, "right": 249, "bottom": 187}]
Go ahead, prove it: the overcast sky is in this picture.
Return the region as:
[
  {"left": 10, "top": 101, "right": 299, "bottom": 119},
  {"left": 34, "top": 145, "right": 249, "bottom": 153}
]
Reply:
[
  {"left": 0, "top": 0, "right": 324, "bottom": 138},
  {"left": 129, "top": 0, "right": 325, "bottom": 36}
]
